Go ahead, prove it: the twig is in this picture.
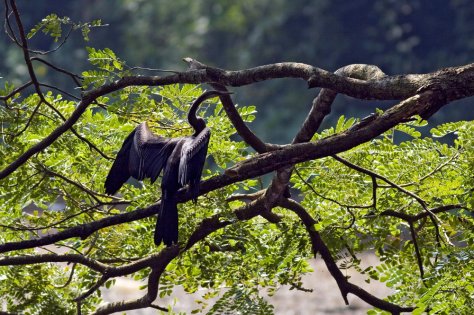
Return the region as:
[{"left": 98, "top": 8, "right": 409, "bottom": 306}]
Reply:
[
  {"left": 378, "top": 151, "right": 460, "bottom": 188},
  {"left": 42, "top": 100, "right": 113, "bottom": 160},
  {"left": 380, "top": 204, "right": 464, "bottom": 222},
  {"left": 9, "top": 0, "right": 43, "bottom": 98},
  {"left": 38, "top": 164, "right": 101, "bottom": 203},
  {"left": 226, "top": 190, "right": 265, "bottom": 202},
  {"left": 332, "top": 154, "right": 427, "bottom": 208},
  {"left": 74, "top": 275, "right": 108, "bottom": 301},
  {"left": 12, "top": 99, "right": 42, "bottom": 137},
  {"left": 39, "top": 83, "right": 81, "bottom": 100},
  {"left": 29, "top": 25, "right": 74, "bottom": 55},
  {"left": 54, "top": 263, "right": 77, "bottom": 289},
  {"left": 0, "top": 81, "right": 33, "bottom": 103},
  {"left": 31, "top": 57, "right": 82, "bottom": 86},
  {"left": 294, "top": 168, "right": 372, "bottom": 209},
  {"left": 3, "top": 1, "right": 19, "bottom": 46},
  {"left": 409, "top": 222, "right": 425, "bottom": 280}
]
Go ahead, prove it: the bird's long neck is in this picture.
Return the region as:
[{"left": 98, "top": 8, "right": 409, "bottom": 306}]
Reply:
[{"left": 188, "top": 92, "right": 212, "bottom": 132}]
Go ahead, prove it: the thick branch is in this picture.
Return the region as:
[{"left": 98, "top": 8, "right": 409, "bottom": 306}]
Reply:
[
  {"left": 208, "top": 82, "right": 269, "bottom": 153},
  {"left": 1, "top": 59, "right": 473, "bottom": 179},
  {"left": 225, "top": 91, "right": 448, "bottom": 179},
  {"left": 294, "top": 64, "right": 386, "bottom": 143}
]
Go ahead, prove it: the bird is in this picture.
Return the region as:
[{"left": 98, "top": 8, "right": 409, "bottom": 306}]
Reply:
[{"left": 104, "top": 90, "right": 232, "bottom": 246}]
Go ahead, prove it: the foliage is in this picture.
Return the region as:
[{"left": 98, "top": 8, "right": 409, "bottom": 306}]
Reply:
[
  {"left": 27, "top": 13, "right": 102, "bottom": 42},
  {"left": 0, "top": 3, "right": 473, "bottom": 315},
  {"left": 294, "top": 117, "right": 474, "bottom": 314}
]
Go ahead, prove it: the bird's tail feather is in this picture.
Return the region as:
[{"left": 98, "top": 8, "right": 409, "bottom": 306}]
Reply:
[{"left": 154, "top": 197, "right": 178, "bottom": 246}]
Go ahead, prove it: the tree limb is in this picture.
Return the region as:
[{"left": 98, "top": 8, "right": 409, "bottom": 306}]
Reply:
[{"left": 2, "top": 59, "right": 473, "bottom": 180}]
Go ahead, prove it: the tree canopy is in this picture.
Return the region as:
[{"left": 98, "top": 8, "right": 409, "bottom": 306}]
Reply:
[{"left": 0, "top": 1, "right": 473, "bottom": 314}]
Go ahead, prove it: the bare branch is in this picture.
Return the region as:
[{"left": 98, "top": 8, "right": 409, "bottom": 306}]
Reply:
[
  {"left": 226, "top": 190, "right": 265, "bottom": 202},
  {"left": 294, "top": 64, "right": 386, "bottom": 143},
  {"left": 210, "top": 82, "right": 270, "bottom": 153},
  {"left": 8, "top": 0, "right": 43, "bottom": 98},
  {"left": 29, "top": 25, "right": 74, "bottom": 55},
  {"left": 3, "top": 0, "right": 19, "bottom": 46},
  {"left": 31, "top": 57, "right": 82, "bottom": 87}
]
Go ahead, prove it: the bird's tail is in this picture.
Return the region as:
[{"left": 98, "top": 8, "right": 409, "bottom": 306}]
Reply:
[{"left": 154, "top": 196, "right": 178, "bottom": 246}]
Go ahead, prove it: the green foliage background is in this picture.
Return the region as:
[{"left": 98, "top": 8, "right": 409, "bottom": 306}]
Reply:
[{"left": 0, "top": 1, "right": 473, "bottom": 314}]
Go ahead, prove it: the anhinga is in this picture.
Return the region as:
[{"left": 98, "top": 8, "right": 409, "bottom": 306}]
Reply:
[{"left": 104, "top": 90, "right": 231, "bottom": 246}]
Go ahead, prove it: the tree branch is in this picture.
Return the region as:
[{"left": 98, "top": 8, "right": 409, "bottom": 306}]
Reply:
[
  {"left": 332, "top": 154, "right": 427, "bottom": 208},
  {"left": 211, "top": 82, "right": 270, "bottom": 153},
  {"left": 294, "top": 64, "right": 386, "bottom": 143},
  {"left": 279, "top": 198, "right": 415, "bottom": 314},
  {"left": 0, "top": 254, "right": 108, "bottom": 273},
  {"left": 409, "top": 222, "right": 425, "bottom": 280},
  {"left": 8, "top": 0, "right": 43, "bottom": 98},
  {"left": 0, "top": 81, "right": 33, "bottom": 103},
  {"left": 2, "top": 59, "right": 473, "bottom": 180},
  {"left": 30, "top": 57, "right": 82, "bottom": 87}
]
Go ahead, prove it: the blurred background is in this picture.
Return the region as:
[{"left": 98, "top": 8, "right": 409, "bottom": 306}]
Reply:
[
  {"left": 1, "top": 1, "right": 473, "bottom": 314},
  {"left": 1, "top": 0, "right": 473, "bottom": 143}
]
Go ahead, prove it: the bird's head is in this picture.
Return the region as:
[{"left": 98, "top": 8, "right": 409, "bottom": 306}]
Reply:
[{"left": 193, "top": 117, "right": 206, "bottom": 133}]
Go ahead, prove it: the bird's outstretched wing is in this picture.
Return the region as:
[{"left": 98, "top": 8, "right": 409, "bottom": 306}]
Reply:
[
  {"left": 104, "top": 122, "right": 177, "bottom": 194},
  {"left": 142, "top": 138, "right": 179, "bottom": 183},
  {"left": 178, "top": 127, "right": 211, "bottom": 197},
  {"left": 104, "top": 128, "right": 136, "bottom": 195},
  {"left": 130, "top": 122, "right": 177, "bottom": 182}
]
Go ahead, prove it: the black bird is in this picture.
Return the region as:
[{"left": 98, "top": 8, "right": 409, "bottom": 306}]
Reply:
[{"left": 104, "top": 90, "right": 231, "bottom": 246}]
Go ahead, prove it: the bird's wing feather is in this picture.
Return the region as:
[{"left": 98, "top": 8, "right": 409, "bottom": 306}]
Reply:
[
  {"left": 105, "top": 123, "right": 178, "bottom": 195},
  {"left": 143, "top": 138, "right": 179, "bottom": 183},
  {"left": 104, "top": 129, "right": 136, "bottom": 195},
  {"left": 131, "top": 123, "right": 178, "bottom": 182},
  {"left": 178, "top": 127, "right": 211, "bottom": 186}
]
